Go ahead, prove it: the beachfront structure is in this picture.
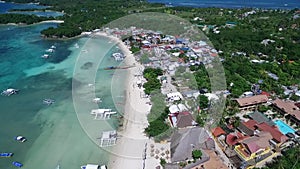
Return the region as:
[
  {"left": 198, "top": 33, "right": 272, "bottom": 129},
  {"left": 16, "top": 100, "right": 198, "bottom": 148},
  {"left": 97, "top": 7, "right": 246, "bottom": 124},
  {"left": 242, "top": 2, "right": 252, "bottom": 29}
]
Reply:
[
  {"left": 99, "top": 130, "right": 117, "bottom": 147},
  {"left": 170, "top": 127, "right": 213, "bottom": 167},
  {"left": 168, "top": 111, "right": 197, "bottom": 128},
  {"left": 90, "top": 109, "right": 117, "bottom": 120},
  {"left": 272, "top": 99, "right": 300, "bottom": 126},
  {"left": 236, "top": 95, "right": 268, "bottom": 110},
  {"left": 168, "top": 104, "right": 187, "bottom": 114}
]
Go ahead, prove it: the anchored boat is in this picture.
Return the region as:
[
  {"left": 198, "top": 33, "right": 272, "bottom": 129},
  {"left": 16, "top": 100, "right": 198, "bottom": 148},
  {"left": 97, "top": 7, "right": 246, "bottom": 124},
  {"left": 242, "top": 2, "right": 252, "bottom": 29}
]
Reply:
[
  {"left": 0, "top": 152, "right": 13, "bottom": 157},
  {"left": 81, "top": 164, "right": 107, "bottom": 169},
  {"left": 12, "top": 161, "right": 23, "bottom": 168},
  {"left": 1, "top": 88, "right": 19, "bottom": 96},
  {"left": 15, "top": 136, "right": 26, "bottom": 143},
  {"left": 43, "top": 98, "right": 55, "bottom": 105}
]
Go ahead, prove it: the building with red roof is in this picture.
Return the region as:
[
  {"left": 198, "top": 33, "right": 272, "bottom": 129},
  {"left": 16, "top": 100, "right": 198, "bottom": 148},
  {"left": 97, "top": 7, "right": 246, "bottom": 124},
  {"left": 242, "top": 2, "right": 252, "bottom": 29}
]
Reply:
[
  {"left": 256, "top": 122, "right": 288, "bottom": 144},
  {"left": 272, "top": 99, "right": 300, "bottom": 126},
  {"left": 211, "top": 127, "right": 226, "bottom": 138},
  {"left": 168, "top": 111, "right": 196, "bottom": 128}
]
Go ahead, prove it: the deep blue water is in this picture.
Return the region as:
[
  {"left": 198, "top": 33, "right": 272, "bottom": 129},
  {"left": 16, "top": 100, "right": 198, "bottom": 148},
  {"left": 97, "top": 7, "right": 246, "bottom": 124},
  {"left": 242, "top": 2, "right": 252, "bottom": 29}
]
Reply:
[
  {"left": 0, "top": 1, "right": 47, "bottom": 14},
  {"left": 148, "top": 0, "right": 300, "bottom": 9},
  {"left": 0, "top": 2, "right": 63, "bottom": 17}
]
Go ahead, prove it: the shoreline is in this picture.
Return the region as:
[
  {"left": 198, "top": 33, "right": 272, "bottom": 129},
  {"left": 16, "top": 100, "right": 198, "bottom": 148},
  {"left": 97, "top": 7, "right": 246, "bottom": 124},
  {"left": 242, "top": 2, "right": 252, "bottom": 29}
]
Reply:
[
  {"left": 94, "top": 32, "right": 152, "bottom": 169},
  {"left": 0, "top": 20, "right": 64, "bottom": 26}
]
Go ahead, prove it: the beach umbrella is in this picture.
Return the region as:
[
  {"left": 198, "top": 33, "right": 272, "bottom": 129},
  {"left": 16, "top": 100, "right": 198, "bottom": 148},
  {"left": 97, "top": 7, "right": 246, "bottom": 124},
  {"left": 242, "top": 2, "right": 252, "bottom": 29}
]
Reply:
[{"left": 155, "top": 149, "right": 160, "bottom": 154}]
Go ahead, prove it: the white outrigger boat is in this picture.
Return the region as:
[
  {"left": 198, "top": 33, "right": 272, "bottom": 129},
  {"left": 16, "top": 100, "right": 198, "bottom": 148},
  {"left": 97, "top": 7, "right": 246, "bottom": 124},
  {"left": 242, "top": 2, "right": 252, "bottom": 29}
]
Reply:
[
  {"left": 92, "top": 97, "right": 102, "bottom": 103},
  {"left": 46, "top": 48, "right": 55, "bottom": 53},
  {"left": 41, "top": 54, "right": 50, "bottom": 59},
  {"left": 1, "top": 88, "right": 19, "bottom": 96},
  {"left": 81, "top": 164, "right": 107, "bottom": 169},
  {"left": 43, "top": 98, "right": 55, "bottom": 105},
  {"left": 112, "top": 52, "right": 125, "bottom": 61},
  {"left": 15, "top": 135, "right": 26, "bottom": 143}
]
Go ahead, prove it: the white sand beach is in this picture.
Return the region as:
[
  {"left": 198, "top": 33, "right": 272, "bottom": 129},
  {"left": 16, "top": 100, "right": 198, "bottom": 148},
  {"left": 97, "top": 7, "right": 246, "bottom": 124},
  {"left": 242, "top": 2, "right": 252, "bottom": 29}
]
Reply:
[{"left": 95, "top": 32, "right": 154, "bottom": 169}]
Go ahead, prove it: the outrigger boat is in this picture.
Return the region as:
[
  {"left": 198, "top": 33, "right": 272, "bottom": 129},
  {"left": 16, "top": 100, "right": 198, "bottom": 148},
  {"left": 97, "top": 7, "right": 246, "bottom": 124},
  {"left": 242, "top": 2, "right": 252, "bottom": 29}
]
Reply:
[
  {"left": 1, "top": 88, "right": 19, "bottom": 96},
  {"left": 41, "top": 54, "right": 50, "bottom": 59},
  {"left": 43, "top": 98, "right": 55, "bottom": 105},
  {"left": 81, "top": 164, "right": 107, "bottom": 169},
  {"left": 12, "top": 161, "right": 23, "bottom": 168},
  {"left": 0, "top": 152, "right": 13, "bottom": 157},
  {"left": 15, "top": 136, "right": 26, "bottom": 143}
]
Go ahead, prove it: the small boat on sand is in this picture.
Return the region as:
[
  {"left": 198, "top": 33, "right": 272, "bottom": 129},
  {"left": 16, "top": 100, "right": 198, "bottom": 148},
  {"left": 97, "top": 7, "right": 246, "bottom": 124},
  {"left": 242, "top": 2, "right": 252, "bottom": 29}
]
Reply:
[
  {"left": 0, "top": 152, "right": 13, "bottom": 157},
  {"left": 1, "top": 88, "right": 19, "bottom": 96},
  {"left": 15, "top": 136, "right": 26, "bottom": 143},
  {"left": 12, "top": 161, "right": 23, "bottom": 168}
]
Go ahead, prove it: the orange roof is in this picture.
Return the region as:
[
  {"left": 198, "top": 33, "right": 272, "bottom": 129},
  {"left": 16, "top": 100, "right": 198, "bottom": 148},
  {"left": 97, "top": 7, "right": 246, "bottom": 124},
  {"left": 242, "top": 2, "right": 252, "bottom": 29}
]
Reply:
[{"left": 212, "top": 127, "right": 226, "bottom": 137}]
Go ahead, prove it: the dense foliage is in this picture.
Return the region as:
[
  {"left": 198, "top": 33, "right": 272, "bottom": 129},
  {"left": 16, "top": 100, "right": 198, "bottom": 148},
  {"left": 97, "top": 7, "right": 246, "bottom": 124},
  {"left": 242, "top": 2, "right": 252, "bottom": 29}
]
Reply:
[
  {"left": 5, "top": 0, "right": 164, "bottom": 38},
  {"left": 0, "top": 13, "right": 52, "bottom": 24},
  {"left": 256, "top": 146, "right": 300, "bottom": 169},
  {"left": 145, "top": 93, "right": 170, "bottom": 140},
  {"left": 143, "top": 68, "right": 163, "bottom": 95},
  {"left": 192, "top": 149, "right": 202, "bottom": 159},
  {"left": 198, "top": 95, "right": 209, "bottom": 109}
]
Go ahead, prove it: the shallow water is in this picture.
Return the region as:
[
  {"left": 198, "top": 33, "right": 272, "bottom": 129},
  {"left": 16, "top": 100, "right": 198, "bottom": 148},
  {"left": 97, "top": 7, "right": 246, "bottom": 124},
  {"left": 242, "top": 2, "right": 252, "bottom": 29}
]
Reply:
[{"left": 0, "top": 23, "right": 125, "bottom": 169}]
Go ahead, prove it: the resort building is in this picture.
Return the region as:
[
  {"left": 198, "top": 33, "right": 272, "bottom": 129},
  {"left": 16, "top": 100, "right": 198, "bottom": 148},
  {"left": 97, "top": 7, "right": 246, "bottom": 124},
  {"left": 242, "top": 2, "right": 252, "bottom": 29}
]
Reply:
[
  {"left": 168, "top": 111, "right": 197, "bottom": 128},
  {"left": 234, "top": 132, "right": 273, "bottom": 164},
  {"left": 169, "top": 127, "right": 214, "bottom": 168},
  {"left": 236, "top": 95, "right": 268, "bottom": 110},
  {"left": 272, "top": 99, "right": 300, "bottom": 126}
]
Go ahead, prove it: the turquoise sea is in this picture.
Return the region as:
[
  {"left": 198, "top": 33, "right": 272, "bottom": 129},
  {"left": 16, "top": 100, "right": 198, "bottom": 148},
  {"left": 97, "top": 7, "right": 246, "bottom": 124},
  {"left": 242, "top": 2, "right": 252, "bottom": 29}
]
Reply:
[{"left": 0, "top": 5, "right": 127, "bottom": 169}]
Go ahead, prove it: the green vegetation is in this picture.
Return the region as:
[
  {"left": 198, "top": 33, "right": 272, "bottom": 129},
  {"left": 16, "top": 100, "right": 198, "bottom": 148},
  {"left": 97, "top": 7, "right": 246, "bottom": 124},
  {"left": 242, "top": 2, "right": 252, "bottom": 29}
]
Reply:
[
  {"left": 198, "top": 95, "right": 209, "bottom": 109},
  {"left": 145, "top": 92, "right": 170, "bottom": 140},
  {"left": 256, "top": 146, "right": 300, "bottom": 169},
  {"left": 192, "top": 149, "right": 202, "bottom": 159},
  {"left": 143, "top": 68, "right": 163, "bottom": 95},
  {"left": 0, "top": 13, "right": 53, "bottom": 24},
  {"left": 160, "top": 158, "right": 167, "bottom": 167},
  {"left": 5, "top": 0, "right": 164, "bottom": 38}
]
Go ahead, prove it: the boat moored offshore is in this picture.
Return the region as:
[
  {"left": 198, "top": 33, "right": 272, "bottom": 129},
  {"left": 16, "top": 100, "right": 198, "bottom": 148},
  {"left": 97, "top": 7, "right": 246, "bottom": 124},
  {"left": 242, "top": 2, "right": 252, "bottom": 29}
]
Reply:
[
  {"left": 0, "top": 152, "right": 13, "bottom": 157},
  {"left": 1, "top": 88, "right": 19, "bottom": 96},
  {"left": 15, "top": 136, "right": 27, "bottom": 143},
  {"left": 12, "top": 161, "right": 23, "bottom": 168},
  {"left": 43, "top": 98, "right": 55, "bottom": 105},
  {"left": 81, "top": 164, "right": 107, "bottom": 169}
]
